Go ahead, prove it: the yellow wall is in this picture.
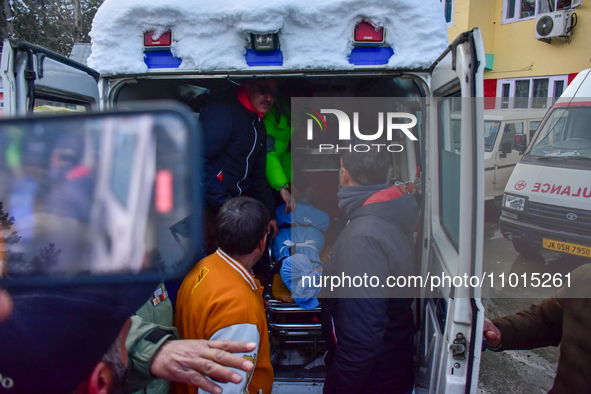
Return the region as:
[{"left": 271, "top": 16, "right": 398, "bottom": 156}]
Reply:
[
  {"left": 468, "top": 0, "right": 497, "bottom": 54},
  {"left": 448, "top": 0, "right": 496, "bottom": 53},
  {"left": 448, "top": 0, "right": 471, "bottom": 41},
  {"left": 448, "top": 1, "right": 591, "bottom": 79}
]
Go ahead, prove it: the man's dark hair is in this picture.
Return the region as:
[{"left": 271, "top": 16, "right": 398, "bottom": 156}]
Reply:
[
  {"left": 341, "top": 148, "right": 390, "bottom": 185},
  {"left": 216, "top": 197, "right": 270, "bottom": 256}
]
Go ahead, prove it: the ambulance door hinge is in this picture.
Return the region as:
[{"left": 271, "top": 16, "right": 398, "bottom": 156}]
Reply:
[
  {"left": 24, "top": 70, "right": 36, "bottom": 81},
  {"left": 450, "top": 332, "right": 466, "bottom": 360}
]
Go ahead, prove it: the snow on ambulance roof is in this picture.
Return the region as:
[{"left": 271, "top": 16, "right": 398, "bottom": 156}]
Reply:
[{"left": 88, "top": 0, "right": 449, "bottom": 76}]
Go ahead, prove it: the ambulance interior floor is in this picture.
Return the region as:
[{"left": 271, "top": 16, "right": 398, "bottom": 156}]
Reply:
[
  {"left": 272, "top": 344, "right": 326, "bottom": 381},
  {"left": 271, "top": 344, "right": 426, "bottom": 393}
]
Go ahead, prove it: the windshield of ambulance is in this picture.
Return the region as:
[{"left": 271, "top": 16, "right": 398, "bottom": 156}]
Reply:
[
  {"left": 526, "top": 106, "right": 591, "bottom": 161},
  {"left": 484, "top": 121, "right": 501, "bottom": 152}
]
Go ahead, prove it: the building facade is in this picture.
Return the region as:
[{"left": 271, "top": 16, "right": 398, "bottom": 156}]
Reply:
[{"left": 443, "top": 0, "right": 590, "bottom": 109}]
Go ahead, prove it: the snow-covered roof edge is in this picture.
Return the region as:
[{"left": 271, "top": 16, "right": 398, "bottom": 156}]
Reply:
[{"left": 88, "top": 0, "right": 449, "bottom": 76}]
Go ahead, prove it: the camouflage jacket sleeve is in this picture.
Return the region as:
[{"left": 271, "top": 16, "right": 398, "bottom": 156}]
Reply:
[{"left": 126, "top": 285, "right": 179, "bottom": 393}]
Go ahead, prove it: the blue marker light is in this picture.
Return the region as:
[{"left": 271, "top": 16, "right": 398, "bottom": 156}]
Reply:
[
  {"left": 145, "top": 50, "right": 182, "bottom": 69},
  {"left": 246, "top": 49, "right": 283, "bottom": 67},
  {"left": 349, "top": 47, "right": 394, "bottom": 66}
]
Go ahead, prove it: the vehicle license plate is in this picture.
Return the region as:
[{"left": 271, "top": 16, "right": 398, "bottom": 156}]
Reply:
[{"left": 542, "top": 238, "right": 591, "bottom": 257}]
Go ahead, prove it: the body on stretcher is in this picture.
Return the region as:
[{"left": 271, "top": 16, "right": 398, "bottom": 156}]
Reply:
[
  {"left": 271, "top": 201, "right": 330, "bottom": 309},
  {"left": 266, "top": 201, "right": 329, "bottom": 346}
]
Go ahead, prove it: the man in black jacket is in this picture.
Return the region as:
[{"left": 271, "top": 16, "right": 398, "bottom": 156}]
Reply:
[
  {"left": 321, "top": 148, "right": 418, "bottom": 394},
  {"left": 200, "top": 79, "right": 279, "bottom": 253}
]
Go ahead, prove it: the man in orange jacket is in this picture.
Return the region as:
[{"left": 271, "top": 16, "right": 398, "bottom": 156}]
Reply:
[{"left": 174, "top": 197, "right": 274, "bottom": 394}]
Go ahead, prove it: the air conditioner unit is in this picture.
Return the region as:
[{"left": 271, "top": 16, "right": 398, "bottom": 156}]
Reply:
[{"left": 535, "top": 10, "right": 573, "bottom": 40}]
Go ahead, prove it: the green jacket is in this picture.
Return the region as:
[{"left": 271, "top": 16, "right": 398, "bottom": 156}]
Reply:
[
  {"left": 127, "top": 283, "right": 179, "bottom": 394},
  {"left": 264, "top": 100, "right": 292, "bottom": 191}
]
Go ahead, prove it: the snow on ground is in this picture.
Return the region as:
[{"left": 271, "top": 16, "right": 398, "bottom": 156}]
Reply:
[{"left": 88, "top": 0, "right": 448, "bottom": 76}]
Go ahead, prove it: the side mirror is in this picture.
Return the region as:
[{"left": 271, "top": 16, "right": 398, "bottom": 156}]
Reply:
[
  {"left": 513, "top": 133, "right": 528, "bottom": 153},
  {"left": 0, "top": 103, "right": 202, "bottom": 287},
  {"left": 499, "top": 140, "right": 512, "bottom": 158}
]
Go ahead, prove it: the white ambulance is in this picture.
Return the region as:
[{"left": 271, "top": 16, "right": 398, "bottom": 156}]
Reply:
[
  {"left": 500, "top": 69, "right": 591, "bottom": 258},
  {"left": 1, "top": 1, "right": 487, "bottom": 392},
  {"left": 483, "top": 108, "right": 547, "bottom": 203}
]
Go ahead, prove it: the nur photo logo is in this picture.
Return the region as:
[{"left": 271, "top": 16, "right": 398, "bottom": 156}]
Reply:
[{"left": 303, "top": 107, "right": 417, "bottom": 153}]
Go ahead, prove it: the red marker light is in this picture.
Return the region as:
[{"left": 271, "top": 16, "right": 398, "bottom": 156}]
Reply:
[
  {"left": 144, "top": 31, "right": 172, "bottom": 47},
  {"left": 354, "top": 21, "right": 384, "bottom": 43},
  {"left": 312, "top": 316, "right": 319, "bottom": 323},
  {"left": 155, "top": 170, "right": 173, "bottom": 214}
]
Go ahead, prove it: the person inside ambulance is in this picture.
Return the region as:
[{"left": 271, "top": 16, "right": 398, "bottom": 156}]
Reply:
[
  {"left": 174, "top": 197, "right": 274, "bottom": 394},
  {"left": 200, "top": 79, "right": 279, "bottom": 255},
  {"left": 272, "top": 181, "right": 329, "bottom": 309},
  {"left": 264, "top": 97, "right": 294, "bottom": 214}
]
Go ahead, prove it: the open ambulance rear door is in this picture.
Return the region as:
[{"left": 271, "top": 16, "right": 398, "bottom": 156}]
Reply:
[
  {"left": 1, "top": 39, "right": 99, "bottom": 116},
  {"left": 416, "top": 29, "right": 485, "bottom": 394}
]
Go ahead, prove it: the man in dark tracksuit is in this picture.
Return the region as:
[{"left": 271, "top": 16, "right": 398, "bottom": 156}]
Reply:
[
  {"left": 200, "top": 80, "right": 279, "bottom": 253},
  {"left": 321, "top": 149, "right": 418, "bottom": 394}
]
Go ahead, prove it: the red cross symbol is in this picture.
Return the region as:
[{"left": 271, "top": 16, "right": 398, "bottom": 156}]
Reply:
[{"left": 515, "top": 180, "right": 527, "bottom": 190}]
